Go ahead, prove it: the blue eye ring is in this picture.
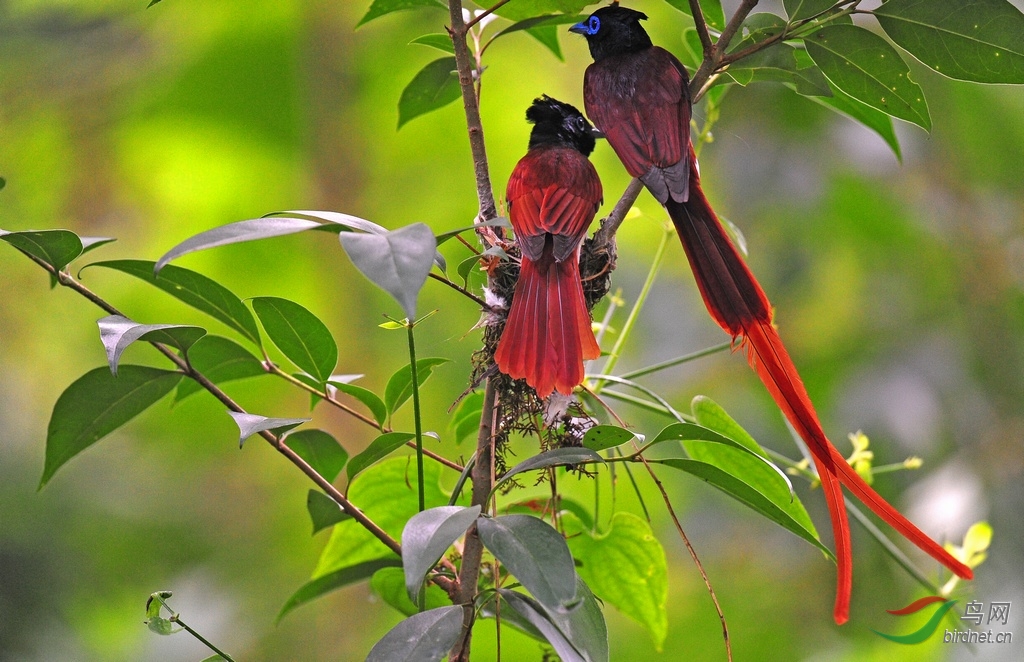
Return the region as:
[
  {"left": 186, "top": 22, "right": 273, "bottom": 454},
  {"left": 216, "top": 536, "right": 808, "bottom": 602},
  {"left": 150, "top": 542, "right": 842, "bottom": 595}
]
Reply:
[{"left": 587, "top": 16, "right": 600, "bottom": 35}]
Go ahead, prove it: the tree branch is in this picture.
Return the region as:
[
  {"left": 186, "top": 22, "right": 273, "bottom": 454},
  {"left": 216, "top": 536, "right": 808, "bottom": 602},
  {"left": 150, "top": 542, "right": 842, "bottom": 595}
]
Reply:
[
  {"left": 689, "top": 0, "right": 760, "bottom": 98},
  {"left": 688, "top": 0, "right": 714, "bottom": 55},
  {"left": 591, "top": 177, "right": 644, "bottom": 254},
  {"left": 40, "top": 260, "right": 402, "bottom": 557}
]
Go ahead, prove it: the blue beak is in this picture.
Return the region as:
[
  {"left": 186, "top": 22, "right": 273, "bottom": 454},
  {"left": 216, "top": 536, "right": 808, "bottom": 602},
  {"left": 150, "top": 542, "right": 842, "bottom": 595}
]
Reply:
[{"left": 569, "top": 21, "right": 589, "bottom": 35}]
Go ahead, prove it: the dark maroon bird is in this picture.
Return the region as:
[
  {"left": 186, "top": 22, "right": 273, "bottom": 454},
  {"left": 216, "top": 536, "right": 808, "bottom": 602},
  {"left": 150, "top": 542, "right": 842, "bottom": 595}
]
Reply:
[
  {"left": 571, "top": 4, "right": 971, "bottom": 623},
  {"left": 494, "top": 96, "right": 603, "bottom": 398}
]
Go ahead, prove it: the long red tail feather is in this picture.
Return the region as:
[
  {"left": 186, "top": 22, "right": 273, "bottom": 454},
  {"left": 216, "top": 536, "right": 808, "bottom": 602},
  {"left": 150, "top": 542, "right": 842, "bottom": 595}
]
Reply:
[
  {"left": 665, "top": 165, "right": 972, "bottom": 623},
  {"left": 495, "top": 254, "right": 599, "bottom": 398}
]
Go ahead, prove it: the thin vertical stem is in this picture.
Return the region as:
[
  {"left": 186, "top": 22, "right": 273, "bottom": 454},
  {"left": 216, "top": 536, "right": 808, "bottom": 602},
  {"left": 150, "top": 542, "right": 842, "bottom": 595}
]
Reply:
[{"left": 407, "top": 323, "right": 426, "bottom": 512}]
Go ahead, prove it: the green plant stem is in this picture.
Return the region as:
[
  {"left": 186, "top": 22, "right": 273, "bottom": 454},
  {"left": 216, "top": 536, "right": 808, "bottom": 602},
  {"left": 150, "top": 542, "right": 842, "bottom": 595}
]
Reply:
[
  {"left": 619, "top": 341, "right": 733, "bottom": 381},
  {"left": 592, "top": 228, "right": 670, "bottom": 393},
  {"left": 408, "top": 323, "right": 426, "bottom": 512},
  {"left": 171, "top": 615, "right": 235, "bottom": 662}
]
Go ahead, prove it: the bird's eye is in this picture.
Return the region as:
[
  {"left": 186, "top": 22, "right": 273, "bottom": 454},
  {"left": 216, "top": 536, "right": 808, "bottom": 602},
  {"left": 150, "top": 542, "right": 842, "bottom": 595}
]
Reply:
[
  {"left": 575, "top": 117, "right": 586, "bottom": 131},
  {"left": 588, "top": 16, "right": 600, "bottom": 34}
]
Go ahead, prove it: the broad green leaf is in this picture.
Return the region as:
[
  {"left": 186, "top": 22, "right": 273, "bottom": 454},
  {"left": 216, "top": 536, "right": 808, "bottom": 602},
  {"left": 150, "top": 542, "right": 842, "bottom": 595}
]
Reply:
[
  {"left": 727, "top": 43, "right": 833, "bottom": 96},
  {"left": 175, "top": 335, "right": 265, "bottom": 401},
  {"left": 226, "top": 412, "right": 308, "bottom": 447},
  {"left": 41, "top": 366, "right": 182, "bottom": 488},
  {"left": 803, "top": 24, "right": 930, "bottom": 130},
  {"left": 329, "top": 380, "right": 387, "bottom": 427},
  {"left": 409, "top": 33, "right": 454, "bottom": 54},
  {"left": 875, "top": 0, "right": 1024, "bottom": 84},
  {"left": 401, "top": 505, "right": 481, "bottom": 603},
  {"left": 784, "top": 0, "right": 837, "bottom": 23},
  {"left": 496, "top": 447, "right": 604, "bottom": 492},
  {"left": 307, "top": 489, "right": 350, "bottom": 535},
  {"left": 0, "top": 228, "right": 82, "bottom": 271},
  {"left": 645, "top": 422, "right": 794, "bottom": 494},
  {"left": 314, "top": 459, "right": 450, "bottom": 578},
  {"left": 383, "top": 357, "right": 450, "bottom": 415},
  {"left": 565, "top": 512, "right": 667, "bottom": 650},
  {"left": 370, "top": 567, "right": 450, "bottom": 617},
  {"left": 728, "top": 12, "right": 788, "bottom": 53},
  {"left": 97, "top": 315, "right": 206, "bottom": 375},
  {"left": 497, "top": 1, "right": 590, "bottom": 22},
  {"left": 581, "top": 425, "right": 640, "bottom": 451},
  {"left": 500, "top": 580, "right": 608, "bottom": 662},
  {"left": 358, "top": 0, "right": 445, "bottom": 27},
  {"left": 250, "top": 296, "right": 337, "bottom": 384},
  {"left": 340, "top": 224, "right": 437, "bottom": 319},
  {"left": 287, "top": 429, "right": 347, "bottom": 482},
  {"left": 793, "top": 48, "right": 902, "bottom": 159},
  {"left": 477, "top": 515, "right": 577, "bottom": 610},
  {"left": 88, "top": 260, "right": 261, "bottom": 345},
  {"left": 526, "top": 23, "right": 564, "bottom": 60},
  {"left": 664, "top": 0, "right": 726, "bottom": 32},
  {"left": 153, "top": 212, "right": 382, "bottom": 272},
  {"left": 365, "top": 606, "right": 464, "bottom": 662},
  {"left": 653, "top": 458, "right": 833, "bottom": 558},
  {"left": 690, "top": 396, "right": 761, "bottom": 452},
  {"left": 450, "top": 390, "right": 484, "bottom": 445},
  {"left": 278, "top": 558, "right": 402, "bottom": 621},
  {"left": 346, "top": 432, "right": 416, "bottom": 481},
  {"left": 396, "top": 58, "right": 460, "bottom": 129}
]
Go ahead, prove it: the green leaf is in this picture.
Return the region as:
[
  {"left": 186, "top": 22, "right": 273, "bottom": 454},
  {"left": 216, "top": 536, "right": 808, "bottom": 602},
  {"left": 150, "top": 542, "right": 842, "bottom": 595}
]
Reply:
[
  {"left": 565, "top": 512, "right": 667, "bottom": 650},
  {"left": 370, "top": 567, "right": 450, "bottom": 617},
  {"left": 307, "top": 489, "right": 350, "bottom": 535},
  {"left": 41, "top": 366, "right": 182, "bottom": 488},
  {"left": 401, "top": 505, "right": 481, "bottom": 603},
  {"left": 287, "top": 429, "right": 348, "bottom": 482},
  {"left": 496, "top": 447, "right": 604, "bottom": 492},
  {"left": 366, "top": 606, "right": 464, "bottom": 662},
  {"left": 409, "top": 33, "right": 455, "bottom": 54},
  {"left": 526, "top": 23, "right": 564, "bottom": 60},
  {"left": 314, "top": 458, "right": 450, "bottom": 579},
  {"left": 329, "top": 380, "right": 387, "bottom": 427},
  {"left": 690, "top": 396, "right": 761, "bottom": 452},
  {"left": 250, "top": 296, "right": 338, "bottom": 384},
  {"left": 477, "top": 515, "right": 578, "bottom": 610},
  {"left": 496, "top": 1, "right": 590, "bottom": 22},
  {"left": 0, "top": 176, "right": 5, "bottom": 191},
  {"left": 397, "top": 58, "right": 460, "bottom": 129},
  {"left": 450, "top": 390, "right": 484, "bottom": 445},
  {"left": 795, "top": 48, "right": 902, "bottom": 159},
  {"left": 783, "top": 0, "right": 837, "bottom": 22},
  {"left": 278, "top": 558, "right": 402, "bottom": 621},
  {"left": 227, "top": 412, "right": 307, "bottom": 447},
  {"left": 175, "top": 335, "right": 265, "bottom": 402},
  {"left": 0, "top": 228, "right": 83, "bottom": 271},
  {"left": 490, "top": 15, "right": 582, "bottom": 55},
  {"left": 88, "top": 260, "right": 261, "bottom": 346},
  {"left": 346, "top": 432, "right": 416, "bottom": 481},
  {"left": 664, "top": 0, "right": 726, "bottom": 32},
  {"left": 383, "top": 357, "right": 450, "bottom": 415},
  {"left": 358, "top": 0, "right": 445, "bottom": 27},
  {"left": 499, "top": 580, "right": 608, "bottom": 662},
  {"left": 153, "top": 213, "right": 383, "bottom": 273},
  {"left": 581, "top": 425, "right": 640, "bottom": 451},
  {"left": 875, "top": 0, "right": 1024, "bottom": 84},
  {"left": 654, "top": 458, "right": 833, "bottom": 558},
  {"left": 727, "top": 43, "right": 833, "bottom": 96},
  {"left": 803, "top": 24, "right": 931, "bottom": 130},
  {"left": 340, "top": 224, "right": 437, "bottom": 319},
  {"left": 97, "top": 315, "right": 206, "bottom": 375}
]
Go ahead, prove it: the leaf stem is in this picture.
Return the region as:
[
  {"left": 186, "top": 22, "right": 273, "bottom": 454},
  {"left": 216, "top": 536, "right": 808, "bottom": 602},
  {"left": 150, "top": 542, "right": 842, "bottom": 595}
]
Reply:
[
  {"left": 407, "top": 322, "right": 426, "bottom": 512},
  {"left": 171, "top": 614, "right": 236, "bottom": 662}
]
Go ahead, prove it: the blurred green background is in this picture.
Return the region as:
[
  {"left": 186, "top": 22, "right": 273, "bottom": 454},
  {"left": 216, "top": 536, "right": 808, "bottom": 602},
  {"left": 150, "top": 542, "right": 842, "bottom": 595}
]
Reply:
[{"left": 1, "top": 1, "right": 1022, "bottom": 660}]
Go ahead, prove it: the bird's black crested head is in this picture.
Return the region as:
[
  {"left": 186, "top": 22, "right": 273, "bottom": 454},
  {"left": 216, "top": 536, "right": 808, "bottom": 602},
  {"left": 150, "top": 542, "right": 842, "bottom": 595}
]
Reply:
[
  {"left": 525, "top": 95, "right": 597, "bottom": 156},
  {"left": 569, "top": 2, "right": 652, "bottom": 61}
]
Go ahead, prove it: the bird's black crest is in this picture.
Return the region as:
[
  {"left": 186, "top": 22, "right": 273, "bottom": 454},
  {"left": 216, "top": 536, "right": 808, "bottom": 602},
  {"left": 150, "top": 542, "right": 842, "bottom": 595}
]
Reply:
[
  {"left": 570, "top": 3, "right": 652, "bottom": 61},
  {"left": 525, "top": 95, "right": 596, "bottom": 156}
]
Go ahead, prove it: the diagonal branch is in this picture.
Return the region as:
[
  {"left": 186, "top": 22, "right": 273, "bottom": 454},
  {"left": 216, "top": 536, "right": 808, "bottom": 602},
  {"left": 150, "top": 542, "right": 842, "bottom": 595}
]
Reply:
[{"left": 688, "top": 0, "right": 714, "bottom": 54}]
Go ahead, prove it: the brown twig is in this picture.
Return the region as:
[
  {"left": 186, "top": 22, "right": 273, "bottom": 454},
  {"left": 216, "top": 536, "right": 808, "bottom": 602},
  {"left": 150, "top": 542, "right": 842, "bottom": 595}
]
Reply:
[
  {"left": 590, "top": 177, "right": 644, "bottom": 254},
  {"left": 687, "top": 0, "right": 714, "bottom": 55},
  {"left": 38, "top": 259, "right": 402, "bottom": 557},
  {"left": 465, "top": 0, "right": 511, "bottom": 30},
  {"left": 689, "top": 0, "right": 760, "bottom": 98}
]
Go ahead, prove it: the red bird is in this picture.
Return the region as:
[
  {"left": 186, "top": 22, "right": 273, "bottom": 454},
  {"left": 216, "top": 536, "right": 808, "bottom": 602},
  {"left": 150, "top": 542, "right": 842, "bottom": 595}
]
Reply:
[
  {"left": 494, "top": 96, "right": 604, "bottom": 398},
  {"left": 571, "top": 4, "right": 972, "bottom": 623}
]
